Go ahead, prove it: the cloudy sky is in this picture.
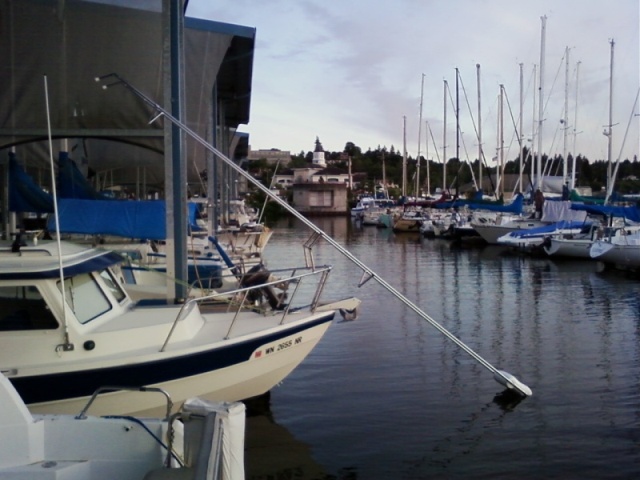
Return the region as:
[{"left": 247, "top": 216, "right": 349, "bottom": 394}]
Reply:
[{"left": 186, "top": 0, "right": 639, "bottom": 165}]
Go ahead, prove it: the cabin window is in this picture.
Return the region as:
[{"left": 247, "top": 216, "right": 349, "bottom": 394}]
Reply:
[
  {"left": 98, "top": 269, "right": 127, "bottom": 303},
  {"left": 58, "top": 273, "right": 111, "bottom": 324},
  {"left": 0, "top": 285, "right": 58, "bottom": 330}
]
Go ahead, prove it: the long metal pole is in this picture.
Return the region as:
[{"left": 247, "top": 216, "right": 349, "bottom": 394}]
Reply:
[
  {"left": 443, "top": 80, "right": 448, "bottom": 192},
  {"left": 416, "top": 74, "right": 424, "bottom": 197},
  {"left": 455, "top": 68, "right": 460, "bottom": 196},
  {"left": 425, "top": 120, "right": 430, "bottom": 196},
  {"left": 97, "top": 73, "right": 532, "bottom": 398},
  {"left": 402, "top": 115, "right": 407, "bottom": 197},
  {"left": 537, "top": 16, "right": 547, "bottom": 191},
  {"left": 563, "top": 47, "right": 570, "bottom": 183},
  {"left": 571, "top": 61, "right": 581, "bottom": 189},
  {"left": 519, "top": 63, "right": 524, "bottom": 194},
  {"left": 606, "top": 39, "right": 615, "bottom": 198},
  {"left": 476, "top": 64, "right": 482, "bottom": 194}
]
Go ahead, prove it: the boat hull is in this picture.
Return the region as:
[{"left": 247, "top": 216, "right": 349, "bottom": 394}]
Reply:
[
  {"left": 12, "top": 314, "right": 334, "bottom": 416},
  {"left": 544, "top": 238, "right": 594, "bottom": 258},
  {"left": 590, "top": 240, "right": 640, "bottom": 269}
]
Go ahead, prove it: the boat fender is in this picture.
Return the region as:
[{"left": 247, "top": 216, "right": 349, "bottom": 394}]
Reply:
[{"left": 542, "top": 236, "right": 552, "bottom": 249}]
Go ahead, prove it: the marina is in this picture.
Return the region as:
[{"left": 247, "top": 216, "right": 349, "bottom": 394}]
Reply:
[
  {"left": 244, "top": 216, "right": 640, "bottom": 479},
  {"left": 0, "top": 2, "right": 638, "bottom": 479}
]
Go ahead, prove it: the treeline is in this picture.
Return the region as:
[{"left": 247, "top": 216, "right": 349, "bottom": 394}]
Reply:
[{"left": 287, "top": 143, "right": 640, "bottom": 196}]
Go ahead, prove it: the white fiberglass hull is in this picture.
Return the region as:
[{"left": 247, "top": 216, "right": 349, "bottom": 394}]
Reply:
[
  {"left": 25, "top": 319, "right": 332, "bottom": 417},
  {"left": 544, "top": 238, "right": 594, "bottom": 258},
  {"left": 590, "top": 240, "right": 640, "bottom": 268}
]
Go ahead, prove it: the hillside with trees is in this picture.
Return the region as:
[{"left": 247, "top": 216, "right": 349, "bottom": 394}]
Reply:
[{"left": 251, "top": 142, "right": 640, "bottom": 199}]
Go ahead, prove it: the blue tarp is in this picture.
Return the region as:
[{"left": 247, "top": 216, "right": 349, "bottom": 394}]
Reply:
[
  {"left": 58, "top": 152, "right": 110, "bottom": 200},
  {"left": 570, "top": 203, "right": 640, "bottom": 223},
  {"left": 47, "top": 199, "right": 202, "bottom": 240},
  {"left": 8, "top": 152, "right": 54, "bottom": 213},
  {"left": 507, "top": 220, "right": 592, "bottom": 238},
  {"left": 466, "top": 194, "right": 524, "bottom": 214}
]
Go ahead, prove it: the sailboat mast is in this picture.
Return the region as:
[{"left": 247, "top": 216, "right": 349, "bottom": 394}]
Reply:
[
  {"left": 571, "top": 61, "right": 581, "bottom": 189},
  {"left": 531, "top": 63, "right": 537, "bottom": 192},
  {"left": 443, "top": 80, "right": 448, "bottom": 192},
  {"left": 536, "top": 15, "right": 547, "bottom": 191},
  {"left": 402, "top": 115, "right": 407, "bottom": 197},
  {"left": 476, "top": 64, "right": 482, "bottom": 194},
  {"left": 425, "top": 120, "right": 431, "bottom": 196},
  {"left": 606, "top": 39, "right": 615, "bottom": 197},
  {"left": 417, "top": 73, "right": 425, "bottom": 197},
  {"left": 563, "top": 46, "right": 570, "bottom": 183},
  {"left": 499, "top": 84, "right": 505, "bottom": 197},
  {"left": 519, "top": 63, "right": 524, "bottom": 195},
  {"left": 382, "top": 151, "right": 386, "bottom": 196},
  {"left": 455, "top": 68, "right": 460, "bottom": 196}
]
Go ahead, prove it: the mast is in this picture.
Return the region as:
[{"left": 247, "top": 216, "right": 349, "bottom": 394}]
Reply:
[
  {"left": 563, "top": 46, "right": 570, "bottom": 183},
  {"left": 571, "top": 61, "right": 581, "bottom": 189},
  {"left": 402, "top": 115, "right": 407, "bottom": 197},
  {"left": 605, "top": 39, "right": 614, "bottom": 198},
  {"left": 382, "top": 151, "right": 387, "bottom": 196},
  {"left": 425, "top": 120, "right": 431, "bottom": 196},
  {"left": 518, "top": 63, "right": 524, "bottom": 195},
  {"left": 455, "top": 68, "right": 460, "bottom": 197},
  {"left": 531, "top": 63, "right": 537, "bottom": 192},
  {"left": 536, "top": 15, "right": 547, "bottom": 191},
  {"left": 443, "top": 80, "right": 448, "bottom": 192},
  {"left": 499, "top": 84, "right": 505, "bottom": 197},
  {"left": 416, "top": 73, "right": 425, "bottom": 197},
  {"left": 476, "top": 64, "right": 482, "bottom": 194}
]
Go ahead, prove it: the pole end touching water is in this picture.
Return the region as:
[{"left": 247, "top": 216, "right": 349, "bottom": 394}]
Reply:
[{"left": 494, "top": 370, "right": 533, "bottom": 397}]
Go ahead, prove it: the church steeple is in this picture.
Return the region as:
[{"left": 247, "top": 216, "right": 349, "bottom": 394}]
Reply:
[{"left": 312, "top": 136, "right": 326, "bottom": 167}]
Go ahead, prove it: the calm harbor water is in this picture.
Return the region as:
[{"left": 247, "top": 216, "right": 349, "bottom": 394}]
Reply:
[{"left": 245, "top": 216, "right": 640, "bottom": 479}]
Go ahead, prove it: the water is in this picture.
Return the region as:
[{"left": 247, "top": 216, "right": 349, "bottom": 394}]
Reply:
[{"left": 245, "top": 217, "right": 640, "bottom": 479}]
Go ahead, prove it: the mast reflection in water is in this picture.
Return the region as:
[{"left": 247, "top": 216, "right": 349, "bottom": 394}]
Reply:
[{"left": 245, "top": 217, "right": 640, "bottom": 479}]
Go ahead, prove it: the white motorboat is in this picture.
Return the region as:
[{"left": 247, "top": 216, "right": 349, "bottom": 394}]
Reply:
[
  {"left": 0, "top": 372, "right": 245, "bottom": 479},
  {"left": 0, "top": 238, "right": 360, "bottom": 416}
]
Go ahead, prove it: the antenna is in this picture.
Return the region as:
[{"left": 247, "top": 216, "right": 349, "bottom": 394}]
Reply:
[{"left": 44, "top": 74, "right": 74, "bottom": 352}]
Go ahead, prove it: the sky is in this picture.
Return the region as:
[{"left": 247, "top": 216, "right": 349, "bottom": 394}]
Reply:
[{"left": 186, "top": 0, "right": 639, "bottom": 166}]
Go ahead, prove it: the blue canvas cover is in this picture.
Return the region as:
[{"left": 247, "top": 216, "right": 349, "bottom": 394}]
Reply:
[
  {"left": 507, "top": 220, "right": 591, "bottom": 239},
  {"left": 47, "top": 199, "right": 202, "bottom": 240},
  {"left": 8, "top": 152, "right": 54, "bottom": 213},
  {"left": 58, "top": 152, "right": 110, "bottom": 200},
  {"left": 570, "top": 203, "right": 640, "bottom": 223}
]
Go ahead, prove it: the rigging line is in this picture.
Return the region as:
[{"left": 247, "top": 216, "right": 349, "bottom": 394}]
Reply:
[
  {"left": 427, "top": 122, "right": 442, "bottom": 164},
  {"left": 96, "top": 73, "right": 532, "bottom": 398},
  {"left": 607, "top": 87, "right": 640, "bottom": 203},
  {"left": 541, "top": 51, "right": 566, "bottom": 125}
]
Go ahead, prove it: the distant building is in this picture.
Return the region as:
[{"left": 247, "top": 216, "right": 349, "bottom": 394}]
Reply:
[
  {"left": 247, "top": 147, "right": 291, "bottom": 165},
  {"left": 311, "top": 136, "right": 326, "bottom": 167},
  {"left": 273, "top": 137, "right": 350, "bottom": 215}
]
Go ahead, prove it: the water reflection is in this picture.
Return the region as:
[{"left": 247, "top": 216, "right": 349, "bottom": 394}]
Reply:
[
  {"left": 260, "top": 217, "right": 640, "bottom": 479},
  {"left": 244, "top": 393, "right": 329, "bottom": 479}
]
